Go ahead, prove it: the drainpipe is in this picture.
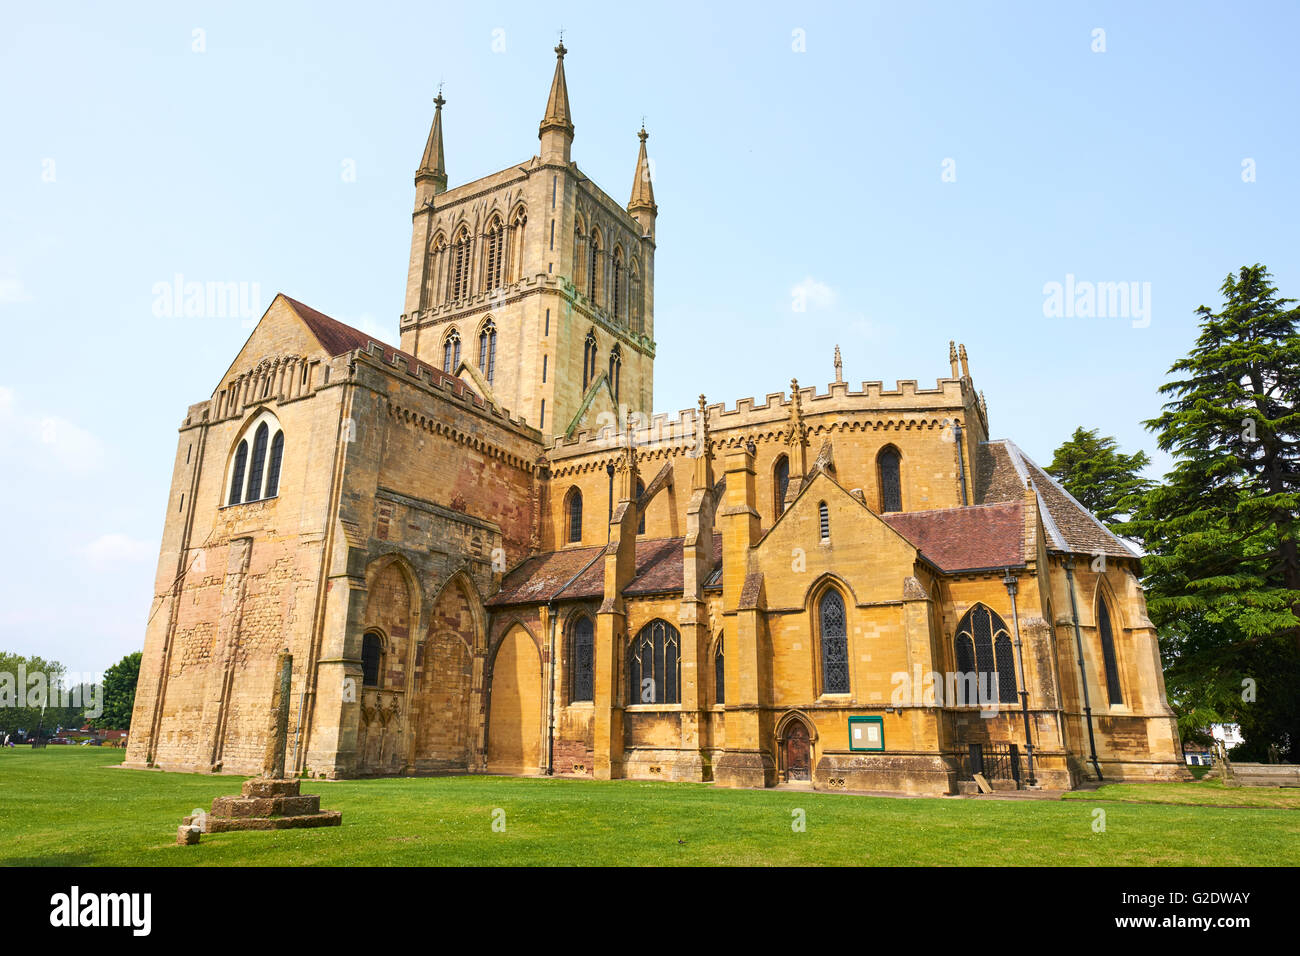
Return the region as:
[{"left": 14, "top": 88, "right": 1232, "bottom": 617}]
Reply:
[
  {"left": 1002, "top": 569, "right": 1038, "bottom": 787},
  {"left": 1064, "top": 555, "right": 1103, "bottom": 780}
]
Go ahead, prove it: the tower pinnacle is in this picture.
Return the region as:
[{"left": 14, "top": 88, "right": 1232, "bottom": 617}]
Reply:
[
  {"left": 416, "top": 89, "right": 447, "bottom": 196},
  {"left": 539, "top": 42, "right": 574, "bottom": 163}
]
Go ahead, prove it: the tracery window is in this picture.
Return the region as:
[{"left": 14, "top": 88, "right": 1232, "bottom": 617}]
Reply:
[
  {"left": 611, "top": 247, "right": 623, "bottom": 320},
  {"left": 954, "top": 604, "right": 1018, "bottom": 705},
  {"left": 879, "top": 447, "right": 902, "bottom": 513},
  {"left": 714, "top": 637, "right": 725, "bottom": 706},
  {"left": 483, "top": 216, "right": 505, "bottom": 291},
  {"left": 582, "top": 330, "right": 598, "bottom": 392},
  {"left": 570, "top": 615, "right": 594, "bottom": 702},
  {"left": 1097, "top": 596, "right": 1123, "bottom": 705},
  {"left": 627, "top": 619, "right": 680, "bottom": 705},
  {"left": 819, "top": 588, "right": 849, "bottom": 694},
  {"left": 450, "top": 229, "right": 472, "bottom": 301},
  {"left": 442, "top": 328, "right": 461, "bottom": 372},
  {"left": 226, "top": 412, "right": 285, "bottom": 506}
]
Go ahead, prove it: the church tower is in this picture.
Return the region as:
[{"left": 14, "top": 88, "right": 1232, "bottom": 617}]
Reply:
[{"left": 399, "top": 44, "right": 657, "bottom": 441}]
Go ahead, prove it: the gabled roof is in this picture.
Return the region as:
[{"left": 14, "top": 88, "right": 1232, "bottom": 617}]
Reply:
[
  {"left": 975, "top": 439, "right": 1137, "bottom": 559},
  {"left": 487, "top": 534, "right": 723, "bottom": 607},
  {"left": 883, "top": 502, "right": 1025, "bottom": 573},
  {"left": 280, "top": 295, "right": 485, "bottom": 408}
]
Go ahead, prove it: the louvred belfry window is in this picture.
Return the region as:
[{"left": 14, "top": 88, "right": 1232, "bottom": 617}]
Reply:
[
  {"left": 451, "top": 232, "right": 471, "bottom": 301},
  {"left": 819, "top": 589, "right": 849, "bottom": 694},
  {"left": 478, "top": 319, "right": 497, "bottom": 384},
  {"left": 484, "top": 217, "right": 504, "bottom": 291}
]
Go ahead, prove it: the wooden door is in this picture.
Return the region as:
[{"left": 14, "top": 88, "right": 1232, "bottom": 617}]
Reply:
[{"left": 785, "top": 722, "right": 811, "bottom": 781}]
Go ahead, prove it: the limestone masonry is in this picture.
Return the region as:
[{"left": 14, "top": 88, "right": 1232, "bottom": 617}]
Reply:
[{"left": 126, "top": 44, "right": 1188, "bottom": 792}]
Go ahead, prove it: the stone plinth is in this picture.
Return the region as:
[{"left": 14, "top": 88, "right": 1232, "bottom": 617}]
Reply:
[{"left": 186, "top": 777, "right": 341, "bottom": 832}]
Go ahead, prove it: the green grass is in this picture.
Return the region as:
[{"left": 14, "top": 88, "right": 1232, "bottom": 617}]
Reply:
[
  {"left": 2, "top": 748, "right": 1296, "bottom": 866},
  {"left": 1063, "top": 778, "right": 1300, "bottom": 810}
]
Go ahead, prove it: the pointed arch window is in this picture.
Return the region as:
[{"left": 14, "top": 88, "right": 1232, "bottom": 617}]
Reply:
[
  {"left": 570, "top": 615, "right": 594, "bottom": 703},
  {"left": 247, "top": 423, "right": 269, "bottom": 501},
  {"left": 361, "top": 631, "right": 383, "bottom": 687},
  {"left": 955, "top": 604, "right": 1017, "bottom": 705},
  {"left": 265, "top": 432, "right": 284, "bottom": 498},
  {"left": 773, "top": 455, "right": 790, "bottom": 518},
  {"left": 628, "top": 619, "right": 680, "bottom": 705},
  {"left": 588, "top": 233, "right": 601, "bottom": 305},
  {"left": 478, "top": 318, "right": 497, "bottom": 385},
  {"left": 566, "top": 487, "right": 583, "bottom": 543},
  {"left": 611, "top": 247, "right": 623, "bottom": 320},
  {"left": 878, "top": 447, "right": 902, "bottom": 513},
  {"left": 483, "top": 216, "right": 505, "bottom": 291},
  {"left": 508, "top": 207, "right": 527, "bottom": 283},
  {"left": 819, "top": 588, "right": 849, "bottom": 694},
  {"left": 442, "top": 328, "right": 461, "bottom": 372},
  {"left": 582, "top": 330, "right": 598, "bottom": 392},
  {"left": 450, "top": 229, "right": 471, "bottom": 301},
  {"left": 609, "top": 345, "right": 622, "bottom": 403},
  {"left": 1097, "top": 597, "right": 1123, "bottom": 705},
  {"left": 635, "top": 477, "right": 645, "bottom": 535},
  {"left": 228, "top": 441, "right": 248, "bottom": 506},
  {"left": 714, "top": 636, "right": 725, "bottom": 706}
]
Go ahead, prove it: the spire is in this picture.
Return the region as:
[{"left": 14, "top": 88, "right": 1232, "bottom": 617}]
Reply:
[
  {"left": 417, "top": 89, "right": 448, "bottom": 194},
  {"left": 539, "top": 42, "right": 574, "bottom": 163},
  {"left": 628, "top": 126, "right": 657, "bottom": 213}
]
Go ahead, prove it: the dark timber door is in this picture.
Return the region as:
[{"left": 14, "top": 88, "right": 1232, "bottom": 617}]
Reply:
[{"left": 784, "top": 722, "right": 811, "bottom": 781}]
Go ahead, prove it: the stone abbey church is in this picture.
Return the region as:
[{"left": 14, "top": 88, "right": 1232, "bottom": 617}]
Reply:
[{"left": 127, "top": 44, "right": 1188, "bottom": 792}]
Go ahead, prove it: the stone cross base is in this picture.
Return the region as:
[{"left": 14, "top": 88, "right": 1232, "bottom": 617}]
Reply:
[{"left": 185, "top": 777, "right": 341, "bottom": 833}]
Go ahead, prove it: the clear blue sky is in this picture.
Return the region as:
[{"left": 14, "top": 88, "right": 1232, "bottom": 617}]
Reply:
[{"left": 3, "top": 1, "right": 1297, "bottom": 675}]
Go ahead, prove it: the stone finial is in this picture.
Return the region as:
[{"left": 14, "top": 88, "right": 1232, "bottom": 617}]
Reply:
[
  {"left": 833, "top": 345, "right": 843, "bottom": 384},
  {"left": 949, "top": 340, "right": 960, "bottom": 378},
  {"left": 958, "top": 343, "right": 970, "bottom": 379}
]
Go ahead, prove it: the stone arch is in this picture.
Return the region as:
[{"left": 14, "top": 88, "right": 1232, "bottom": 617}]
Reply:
[
  {"left": 485, "top": 622, "right": 545, "bottom": 775},
  {"left": 410, "top": 570, "right": 479, "bottom": 770},
  {"left": 357, "top": 555, "right": 419, "bottom": 775},
  {"left": 775, "top": 710, "right": 817, "bottom": 783}
]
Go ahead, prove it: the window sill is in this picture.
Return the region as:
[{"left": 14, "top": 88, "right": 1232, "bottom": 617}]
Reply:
[
  {"left": 624, "top": 704, "right": 681, "bottom": 712},
  {"left": 219, "top": 494, "right": 280, "bottom": 511}
]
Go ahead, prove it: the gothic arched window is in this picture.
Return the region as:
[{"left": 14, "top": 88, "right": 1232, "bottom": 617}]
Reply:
[
  {"left": 628, "top": 619, "right": 680, "bottom": 705},
  {"left": 478, "top": 318, "right": 497, "bottom": 385},
  {"left": 228, "top": 440, "right": 248, "bottom": 506},
  {"left": 611, "top": 247, "right": 623, "bottom": 320},
  {"left": 483, "top": 216, "right": 505, "bottom": 291},
  {"left": 609, "top": 345, "right": 622, "bottom": 403},
  {"left": 635, "top": 477, "right": 645, "bottom": 535},
  {"left": 570, "top": 615, "right": 594, "bottom": 703},
  {"left": 566, "top": 487, "right": 583, "bottom": 543},
  {"left": 714, "top": 636, "right": 725, "bottom": 706},
  {"left": 774, "top": 455, "right": 790, "bottom": 518},
  {"left": 1098, "top": 596, "right": 1123, "bottom": 705},
  {"left": 265, "top": 431, "right": 284, "bottom": 498},
  {"left": 442, "top": 328, "right": 461, "bottom": 372},
  {"left": 247, "top": 423, "right": 269, "bottom": 501},
  {"left": 450, "top": 228, "right": 472, "bottom": 301},
  {"left": 588, "top": 232, "right": 601, "bottom": 305},
  {"left": 878, "top": 447, "right": 902, "bottom": 513},
  {"left": 955, "top": 604, "right": 1017, "bottom": 706},
  {"left": 508, "top": 206, "right": 527, "bottom": 282},
  {"left": 361, "top": 631, "right": 383, "bottom": 687},
  {"left": 819, "top": 588, "right": 849, "bottom": 694},
  {"left": 582, "top": 330, "right": 598, "bottom": 392}
]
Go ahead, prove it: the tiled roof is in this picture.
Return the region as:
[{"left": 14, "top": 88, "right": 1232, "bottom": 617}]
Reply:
[
  {"left": 883, "top": 502, "right": 1025, "bottom": 572},
  {"left": 282, "top": 295, "right": 484, "bottom": 407},
  {"left": 487, "top": 534, "right": 723, "bottom": 607},
  {"left": 975, "top": 439, "right": 1137, "bottom": 558}
]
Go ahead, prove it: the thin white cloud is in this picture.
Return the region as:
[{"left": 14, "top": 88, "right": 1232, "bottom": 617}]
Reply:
[
  {"left": 0, "top": 385, "right": 106, "bottom": 474},
  {"left": 0, "top": 278, "right": 33, "bottom": 304},
  {"left": 790, "top": 276, "right": 836, "bottom": 311}
]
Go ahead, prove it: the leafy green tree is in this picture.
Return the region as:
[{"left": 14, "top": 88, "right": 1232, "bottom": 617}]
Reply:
[
  {"left": 92, "top": 651, "right": 142, "bottom": 730},
  {"left": 1125, "top": 264, "right": 1300, "bottom": 758},
  {"left": 0, "top": 651, "right": 88, "bottom": 737},
  {"left": 1046, "top": 427, "right": 1153, "bottom": 526}
]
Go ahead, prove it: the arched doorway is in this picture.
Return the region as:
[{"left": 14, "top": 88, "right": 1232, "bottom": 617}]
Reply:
[
  {"left": 780, "top": 716, "right": 813, "bottom": 782},
  {"left": 486, "top": 626, "right": 543, "bottom": 775}
]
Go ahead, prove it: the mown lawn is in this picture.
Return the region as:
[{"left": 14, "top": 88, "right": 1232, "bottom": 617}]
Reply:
[
  {"left": 1, "top": 748, "right": 1295, "bottom": 866},
  {"left": 1063, "top": 779, "right": 1300, "bottom": 810}
]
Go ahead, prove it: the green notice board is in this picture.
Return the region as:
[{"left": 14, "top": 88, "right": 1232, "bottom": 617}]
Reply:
[{"left": 848, "top": 716, "right": 884, "bottom": 752}]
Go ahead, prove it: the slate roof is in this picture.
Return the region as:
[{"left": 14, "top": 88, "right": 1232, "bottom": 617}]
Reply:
[
  {"left": 975, "top": 439, "right": 1137, "bottom": 558},
  {"left": 883, "top": 502, "right": 1026, "bottom": 572},
  {"left": 283, "top": 295, "right": 485, "bottom": 408},
  {"left": 487, "top": 534, "right": 723, "bottom": 607}
]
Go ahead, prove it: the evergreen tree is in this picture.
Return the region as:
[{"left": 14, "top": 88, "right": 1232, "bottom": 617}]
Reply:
[
  {"left": 1126, "top": 264, "right": 1300, "bottom": 758},
  {"left": 1046, "top": 427, "right": 1153, "bottom": 526}
]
